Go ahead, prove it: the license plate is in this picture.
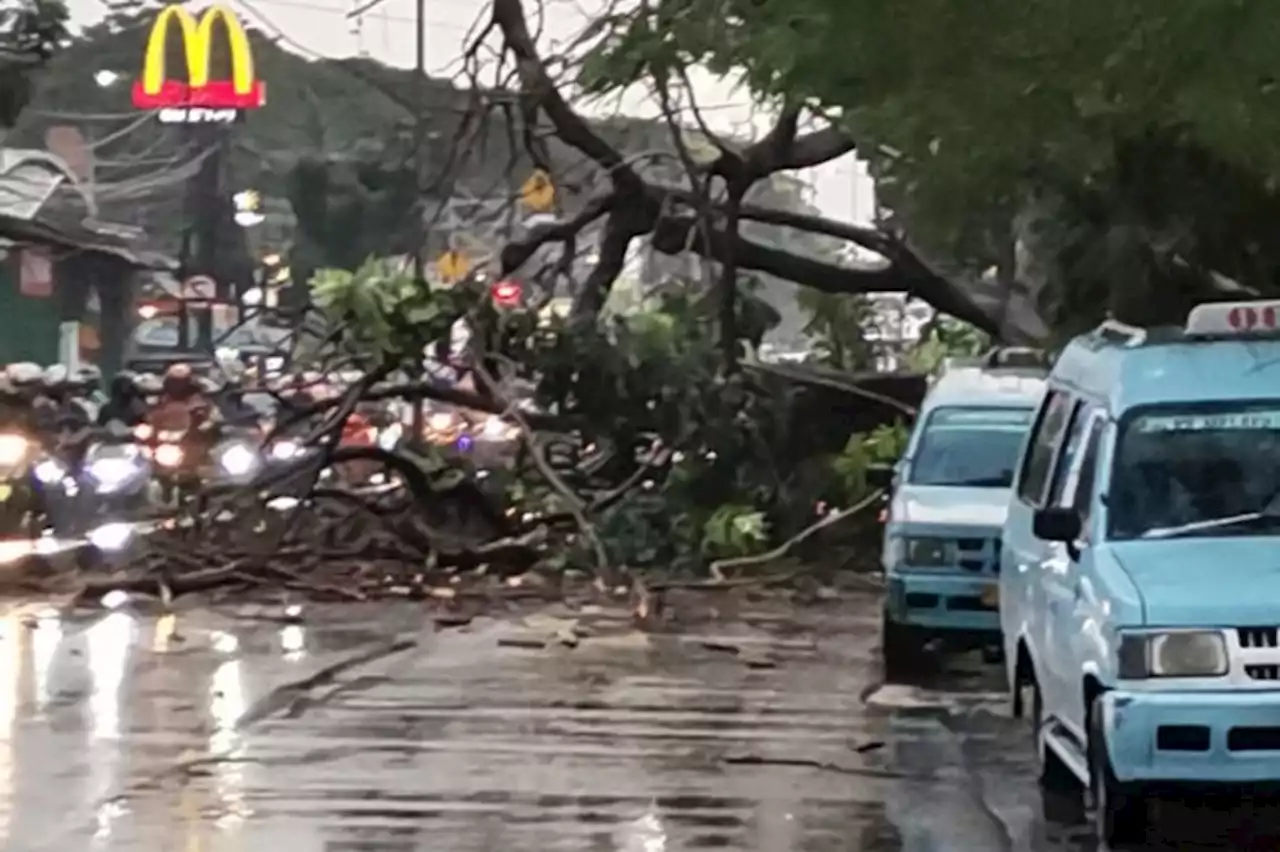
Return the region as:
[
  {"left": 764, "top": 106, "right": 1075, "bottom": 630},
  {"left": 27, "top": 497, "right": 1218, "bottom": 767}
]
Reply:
[{"left": 981, "top": 584, "right": 999, "bottom": 607}]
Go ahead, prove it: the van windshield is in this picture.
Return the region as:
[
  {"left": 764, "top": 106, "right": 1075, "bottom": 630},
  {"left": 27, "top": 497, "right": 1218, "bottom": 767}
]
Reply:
[
  {"left": 909, "top": 407, "right": 1032, "bottom": 488},
  {"left": 1111, "top": 403, "right": 1280, "bottom": 540}
]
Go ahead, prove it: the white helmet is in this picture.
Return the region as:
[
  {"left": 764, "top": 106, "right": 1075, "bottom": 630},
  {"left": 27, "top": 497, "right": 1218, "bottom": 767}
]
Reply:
[
  {"left": 5, "top": 362, "right": 42, "bottom": 385},
  {"left": 42, "top": 364, "right": 68, "bottom": 386}
]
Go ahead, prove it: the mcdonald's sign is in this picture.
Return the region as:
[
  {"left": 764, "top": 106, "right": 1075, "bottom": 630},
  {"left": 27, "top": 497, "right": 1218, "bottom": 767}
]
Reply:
[{"left": 131, "top": 4, "right": 266, "bottom": 123}]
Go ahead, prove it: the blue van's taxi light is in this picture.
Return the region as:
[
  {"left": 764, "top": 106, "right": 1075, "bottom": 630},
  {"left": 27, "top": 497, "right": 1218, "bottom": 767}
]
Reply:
[{"left": 1186, "top": 300, "right": 1280, "bottom": 335}]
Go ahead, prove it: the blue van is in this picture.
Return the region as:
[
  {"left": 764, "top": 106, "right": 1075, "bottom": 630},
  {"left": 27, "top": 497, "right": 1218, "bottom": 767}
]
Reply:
[
  {"left": 879, "top": 348, "right": 1046, "bottom": 676},
  {"left": 1001, "top": 305, "right": 1280, "bottom": 845}
]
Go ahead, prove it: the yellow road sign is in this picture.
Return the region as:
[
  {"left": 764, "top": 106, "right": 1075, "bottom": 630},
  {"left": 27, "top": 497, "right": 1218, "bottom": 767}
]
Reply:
[
  {"left": 435, "top": 250, "right": 470, "bottom": 283},
  {"left": 520, "top": 169, "right": 555, "bottom": 212}
]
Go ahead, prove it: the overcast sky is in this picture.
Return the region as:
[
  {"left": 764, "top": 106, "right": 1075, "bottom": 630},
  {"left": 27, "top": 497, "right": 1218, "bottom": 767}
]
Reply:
[{"left": 65, "top": 0, "right": 875, "bottom": 222}]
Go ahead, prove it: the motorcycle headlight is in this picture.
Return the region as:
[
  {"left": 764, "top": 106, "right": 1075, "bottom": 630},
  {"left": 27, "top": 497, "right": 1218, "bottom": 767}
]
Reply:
[
  {"left": 1118, "top": 630, "right": 1229, "bottom": 679},
  {"left": 427, "top": 412, "right": 457, "bottom": 431},
  {"left": 33, "top": 459, "right": 65, "bottom": 484},
  {"left": 377, "top": 424, "right": 403, "bottom": 450},
  {"left": 270, "top": 440, "right": 303, "bottom": 461},
  {"left": 155, "top": 444, "right": 183, "bottom": 467},
  {"left": 217, "top": 442, "right": 259, "bottom": 479},
  {"left": 87, "top": 453, "right": 146, "bottom": 492},
  {"left": 0, "top": 434, "right": 28, "bottom": 466},
  {"left": 477, "top": 416, "right": 517, "bottom": 442}
]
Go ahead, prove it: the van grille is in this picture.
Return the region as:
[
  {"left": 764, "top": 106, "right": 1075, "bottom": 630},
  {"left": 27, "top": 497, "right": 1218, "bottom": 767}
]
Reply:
[
  {"left": 955, "top": 536, "right": 1000, "bottom": 575},
  {"left": 1246, "top": 664, "right": 1280, "bottom": 681},
  {"left": 1238, "top": 628, "right": 1279, "bottom": 649}
]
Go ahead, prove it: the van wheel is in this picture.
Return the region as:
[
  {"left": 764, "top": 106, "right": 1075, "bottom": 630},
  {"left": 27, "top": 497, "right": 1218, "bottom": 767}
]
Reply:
[
  {"left": 881, "top": 607, "right": 924, "bottom": 680},
  {"left": 1032, "top": 678, "right": 1079, "bottom": 792},
  {"left": 1088, "top": 697, "right": 1147, "bottom": 848}
]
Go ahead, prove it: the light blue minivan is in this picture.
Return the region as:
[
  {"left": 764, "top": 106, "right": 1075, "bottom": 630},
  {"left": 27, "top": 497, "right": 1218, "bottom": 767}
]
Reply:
[
  {"left": 1001, "top": 305, "right": 1280, "bottom": 845},
  {"left": 879, "top": 348, "right": 1046, "bottom": 676}
]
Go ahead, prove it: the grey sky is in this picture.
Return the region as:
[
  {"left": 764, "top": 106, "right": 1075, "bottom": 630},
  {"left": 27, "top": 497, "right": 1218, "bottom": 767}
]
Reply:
[{"left": 65, "top": 0, "right": 874, "bottom": 221}]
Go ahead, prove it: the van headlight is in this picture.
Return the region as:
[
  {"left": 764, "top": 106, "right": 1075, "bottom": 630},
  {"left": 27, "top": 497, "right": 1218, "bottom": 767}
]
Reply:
[
  {"left": 891, "top": 536, "right": 948, "bottom": 567},
  {"left": 1119, "top": 630, "right": 1228, "bottom": 679}
]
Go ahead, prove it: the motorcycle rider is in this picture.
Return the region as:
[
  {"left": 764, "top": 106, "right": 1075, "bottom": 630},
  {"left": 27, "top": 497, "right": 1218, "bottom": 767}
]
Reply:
[
  {"left": 149, "top": 363, "right": 212, "bottom": 432},
  {"left": 216, "top": 375, "right": 261, "bottom": 428},
  {"left": 98, "top": 372, "right": 148, "bottom": 428}
]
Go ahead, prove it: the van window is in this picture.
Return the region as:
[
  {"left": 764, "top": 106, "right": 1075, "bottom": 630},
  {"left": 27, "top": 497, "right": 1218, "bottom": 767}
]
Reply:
[
  {"left": 1046, "top": 401, "right": 1093, "bottom": 506},
  {"left": 1017, "top": 390, "right": 1073, "bottom": 505},
  {"left": 1072, "top": 418, "right": 1104, "bottom": 527},
  {"left": 908, "top": 407, "right": 1033, "bottom": 488}
]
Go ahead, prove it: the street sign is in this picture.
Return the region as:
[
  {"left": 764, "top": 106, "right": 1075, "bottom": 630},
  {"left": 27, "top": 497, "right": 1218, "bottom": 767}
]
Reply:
[
  {"left": 435, "top": 250, "right": 470, "bottom": 284},
  {"left": 182, "top": 275, "right": 216, "bottom": 300},
  {"left": 520, "top": 169, "right": 555, "bottom": 212}
]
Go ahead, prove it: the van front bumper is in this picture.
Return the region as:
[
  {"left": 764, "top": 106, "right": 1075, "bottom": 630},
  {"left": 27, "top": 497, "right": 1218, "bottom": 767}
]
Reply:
[
  {"left": 885, "top": 571, "right": 1000, "bottom": 634},
  {"left": 1104, "top": 688, "right": 1280, "bottom": 784}
]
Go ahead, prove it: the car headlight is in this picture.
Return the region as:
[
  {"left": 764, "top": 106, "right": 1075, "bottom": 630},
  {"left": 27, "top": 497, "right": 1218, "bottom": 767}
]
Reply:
[
  {"left": 134, "top": 424, "right": 154, "bottom": 441},
  {"left": 1118, "top": 630, "right": 1229, "bottom": 679},
  {"left": 0, "top": 434, "right": 28, "bottom": 466},
  {"left": 898, "top": 536, "right": 948, "bottom": 567},
  {"left": 33, "top": 459, "right": 65, "bottom": 484},
  {"left": 155, "top": 444, "right": 183, "bottom": 467},
  {"left": 218, "top": 442, "right": 259, "bottom": 479}
]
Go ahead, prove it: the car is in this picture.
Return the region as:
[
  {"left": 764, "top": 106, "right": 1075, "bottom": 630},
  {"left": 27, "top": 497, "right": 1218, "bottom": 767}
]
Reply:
[
  {"left": 1001, "top": 303, "right": 1280, "bottom": 845},
  {"left": 878, "top": 347, "right": 1047, "bottom": 676}
]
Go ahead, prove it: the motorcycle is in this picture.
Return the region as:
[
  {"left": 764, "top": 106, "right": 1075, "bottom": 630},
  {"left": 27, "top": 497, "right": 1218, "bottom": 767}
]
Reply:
[
  {"left": 0, "top": 430, "right": 50, "bottom": 538},
  {"left": 141, "top": 418, "right": 264, "bottom": 508},
  {"left": 79, "top": 421, "right": 153, "bottom": 524}
]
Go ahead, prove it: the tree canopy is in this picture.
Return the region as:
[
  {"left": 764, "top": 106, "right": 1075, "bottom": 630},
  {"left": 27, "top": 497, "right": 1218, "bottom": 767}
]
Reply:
[{"left": 578, "top": 0, "right": 1280, "bottom": 337}]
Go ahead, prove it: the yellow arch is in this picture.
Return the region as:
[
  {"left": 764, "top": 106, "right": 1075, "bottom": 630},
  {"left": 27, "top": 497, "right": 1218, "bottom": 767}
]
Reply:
[
  {"left": 192, "top": 5, "right": 255, "bottom": 94},
  {"left": 138, "top": 5, "right": 255, "bottom": 96},
  {"left": 139, "top": 6, "right": 199, "bottom": 96}
]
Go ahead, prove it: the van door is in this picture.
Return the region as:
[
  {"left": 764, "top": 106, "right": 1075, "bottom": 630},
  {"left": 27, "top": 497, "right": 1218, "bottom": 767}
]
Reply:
[
  {"left": 1003, "top": 389, "right": 1075, "bottom": 699},
  {"left": 1045, "top": 412, "right": 1106, "bottom": 735}
]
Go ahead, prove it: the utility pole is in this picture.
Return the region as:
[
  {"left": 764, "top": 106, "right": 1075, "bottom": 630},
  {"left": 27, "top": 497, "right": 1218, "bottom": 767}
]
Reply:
[
  {"left": 175, "top": 124, "right": 226, "bottom": 355},
  {"left": 410, "top": 0, "right": 427, "bottom": 444}
]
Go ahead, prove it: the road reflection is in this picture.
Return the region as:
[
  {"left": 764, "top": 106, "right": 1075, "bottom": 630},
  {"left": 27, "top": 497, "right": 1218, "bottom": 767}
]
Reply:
[
  {"left": 88, "top": 612, "right": 135, "bottom": 740},
  {"left": 210, "top": 647, "right": 251, "bottom": 830}
]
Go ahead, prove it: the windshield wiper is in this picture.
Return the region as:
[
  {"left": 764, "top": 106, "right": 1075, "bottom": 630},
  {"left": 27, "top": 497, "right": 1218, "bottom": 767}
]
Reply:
[
  {"left": 1141, "top": 512, "right": 1274, "bottom": 540},
  {"left": 1141, "top": 485, "right": 1280, "bottom": 540}
]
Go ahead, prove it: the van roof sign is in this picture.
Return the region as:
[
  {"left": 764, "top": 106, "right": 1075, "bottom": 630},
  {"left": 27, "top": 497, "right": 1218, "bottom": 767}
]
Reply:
[{"left": 1186, "top": 300, "right": 1280, "bottom": 336}]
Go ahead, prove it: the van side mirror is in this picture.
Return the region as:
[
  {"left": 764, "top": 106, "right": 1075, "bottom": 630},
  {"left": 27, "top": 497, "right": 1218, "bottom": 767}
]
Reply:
[
  {"left": 1033, "top": 507, "right": 1082, "bottom": 543},
  {"left": 867, "top": 463, "right": 895, "bottom": 489}
]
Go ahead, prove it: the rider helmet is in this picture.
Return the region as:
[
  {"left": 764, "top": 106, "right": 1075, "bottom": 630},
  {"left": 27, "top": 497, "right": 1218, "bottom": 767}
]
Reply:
[
  {"left": 5, "top": 362, "right": 42, "bottom": 388},
  {"left": 41, "top": 364, "right": 68, "bottom": 389},
  {"left": 74, "top": 365, "right": 102, "bottom": 392},
  {"left": 161, "top": 362, "right": 196, "bottom": 400}
]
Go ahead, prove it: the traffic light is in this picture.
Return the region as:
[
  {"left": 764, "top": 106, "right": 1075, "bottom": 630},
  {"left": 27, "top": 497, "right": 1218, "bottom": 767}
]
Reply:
[{"left": 491, "top": 279, "right": 522, "bottom": 308}]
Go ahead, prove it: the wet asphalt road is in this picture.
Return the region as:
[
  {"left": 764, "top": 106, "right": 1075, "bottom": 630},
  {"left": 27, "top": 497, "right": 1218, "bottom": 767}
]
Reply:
[{"left": 0, "top": 589, "right": 1274, "bottom": 851}]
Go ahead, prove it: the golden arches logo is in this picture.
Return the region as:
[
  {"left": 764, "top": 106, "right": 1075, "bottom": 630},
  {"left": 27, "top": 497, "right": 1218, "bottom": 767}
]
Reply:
[{"left": 131, "top": 4, "right": 266, "bottom": 110}]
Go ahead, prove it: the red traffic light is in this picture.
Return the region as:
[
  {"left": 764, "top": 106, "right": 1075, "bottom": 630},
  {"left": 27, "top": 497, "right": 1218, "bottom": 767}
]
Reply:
[{"left": 491, "top": 280, "right": 522, "bottom": 307}]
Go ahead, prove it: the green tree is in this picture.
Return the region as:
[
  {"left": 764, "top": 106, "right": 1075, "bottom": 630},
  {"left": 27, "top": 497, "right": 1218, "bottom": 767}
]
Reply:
[
  {"left": 580, "top": 0, "right": 1280, "bottom": 335},
  {"left": 0, "top": 0, "right": 68, "bottom": 128}
]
